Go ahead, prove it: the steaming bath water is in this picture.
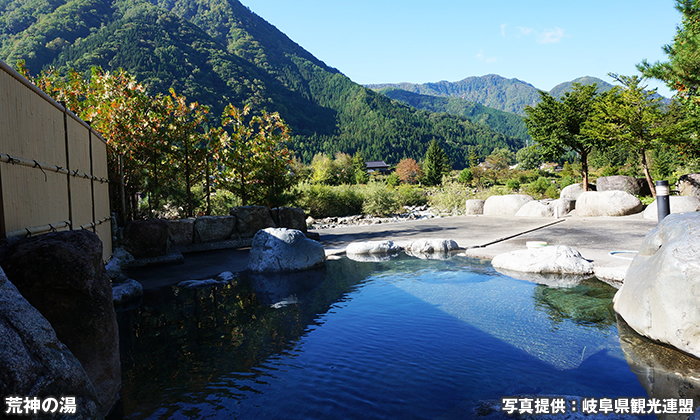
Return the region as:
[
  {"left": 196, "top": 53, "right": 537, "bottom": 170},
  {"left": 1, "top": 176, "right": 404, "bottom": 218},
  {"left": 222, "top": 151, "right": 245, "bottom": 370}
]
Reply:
[{"left": 117, "top": 253, "right": 652, "bottom": 419}]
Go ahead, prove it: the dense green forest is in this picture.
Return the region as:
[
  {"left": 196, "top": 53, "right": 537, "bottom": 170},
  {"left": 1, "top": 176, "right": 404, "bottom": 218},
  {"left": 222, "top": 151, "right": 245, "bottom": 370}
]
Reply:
[
  {"left": 0, "top": 0, "right": 525, "bottom": 168},
  {"left": 376, "top": 87, "right": 530, "bottom": 141}
]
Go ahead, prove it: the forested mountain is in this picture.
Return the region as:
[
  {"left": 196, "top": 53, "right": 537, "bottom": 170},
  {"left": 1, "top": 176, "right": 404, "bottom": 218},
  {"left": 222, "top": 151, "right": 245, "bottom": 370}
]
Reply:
[
  {"left": 0, "top": 0, "right": 524, "bottom": 167},
  {"left": 366, "top": 75, "right": 541, "bottom": 115},
  {"left": 367, "top": 75, "right": 623, "bottom": 116},
  {"left": 377, "top": 87, "right": 529, "bottom": 141},
  {"left": 548, "top": 76, "right": 614, "bottom": 98}
]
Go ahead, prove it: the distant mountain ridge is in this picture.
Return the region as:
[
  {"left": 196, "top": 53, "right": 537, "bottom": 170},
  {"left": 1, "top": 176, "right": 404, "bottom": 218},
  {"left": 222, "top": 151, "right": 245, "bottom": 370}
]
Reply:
[
  {"left": 377, "top": 87, "right": 530, "bottom": 141},
  {"left": 367, "top": 74, "right": 540, "bottom": 115},
  {"left": 367, "top": 75, "right": 616, "bottom": 116}
]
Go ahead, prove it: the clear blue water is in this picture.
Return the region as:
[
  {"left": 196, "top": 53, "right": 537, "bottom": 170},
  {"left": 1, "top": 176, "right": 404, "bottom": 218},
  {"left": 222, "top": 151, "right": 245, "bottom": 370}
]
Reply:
[{"left": 117, "top": 254, "right": 655, "bottom": 419}]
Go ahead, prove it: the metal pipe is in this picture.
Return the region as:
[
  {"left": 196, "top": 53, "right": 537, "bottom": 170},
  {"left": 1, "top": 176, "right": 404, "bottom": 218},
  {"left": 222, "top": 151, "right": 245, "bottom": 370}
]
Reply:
[
  {"left": 656, "top": 180, "right": 671, "bottom": 224},
  {"left": 0, "top": 153, "right": 108, "bottom": 183}
]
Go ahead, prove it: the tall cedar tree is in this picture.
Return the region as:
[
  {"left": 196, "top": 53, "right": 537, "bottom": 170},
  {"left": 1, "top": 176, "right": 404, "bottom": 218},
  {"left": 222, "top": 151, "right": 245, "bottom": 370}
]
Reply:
[
  {"left": 422, "top": 139, "right": 451, "bottom": 186},
  {"left": 524, "top": 83, "right": 602, "bottom": 190}
]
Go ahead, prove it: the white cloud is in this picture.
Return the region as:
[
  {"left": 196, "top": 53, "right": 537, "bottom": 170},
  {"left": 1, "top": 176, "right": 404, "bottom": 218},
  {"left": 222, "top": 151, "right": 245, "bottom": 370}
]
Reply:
[
  {"left": 508, "top": 25, "right": 566, "bottom": 44},
  {"left": 500, "top": 23, "right": 508, "bottom": 37},
  {"left": 476, "top": 49, "right": 497, "bottom": 63},
  {"left": 517, "top": 26, "right": 534, "bottom": 36},
  {"left": 538, "top": 27, "right": 566, "bottom": 44}
]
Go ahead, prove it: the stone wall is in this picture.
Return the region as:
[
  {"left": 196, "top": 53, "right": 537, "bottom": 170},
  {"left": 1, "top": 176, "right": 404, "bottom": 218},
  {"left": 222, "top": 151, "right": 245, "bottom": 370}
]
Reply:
[{"left": 122, "top": 206, "right": 309, "bottom": 258}]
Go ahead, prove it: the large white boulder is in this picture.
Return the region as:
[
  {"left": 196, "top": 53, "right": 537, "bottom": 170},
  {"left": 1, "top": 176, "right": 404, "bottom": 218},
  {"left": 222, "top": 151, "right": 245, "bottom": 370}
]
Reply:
[
  {"left": 642, "top": 195, "right": 700, "bottom": 220},
  {"left": 483, "top": 194, "right": 534, "bottom": 216},
  {"left": 559, "top": 183, "right": 595, "bottom": 200},
  {"left": 575, "top": 191, "right": 643, "bottom": 217},
  {"left": 677, "top": 173, "right": 700, "bottom": 196},
  {"left": 614, "top": 212, "right": 700, "bottom": 358},
  {"left": 515, "top": 199, "right": 575, "bottom": 217},
  {"left": 465, "top": 199, "right": 484, "bottom": 215},
  {"left": 596, "top": 175, "right": 649, "bottom": 196},
  {"left": 248, "top": 228, "right": 326, "bottom": 272},
  {"left": 492, "top": 245, "right": 595, "bottom": 277}
]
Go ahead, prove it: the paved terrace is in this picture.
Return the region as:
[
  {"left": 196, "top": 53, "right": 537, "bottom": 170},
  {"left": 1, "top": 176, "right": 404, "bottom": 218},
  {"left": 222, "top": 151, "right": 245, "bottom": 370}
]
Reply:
[{"left": 129, "top": 213, "right": 658, "bottom": 290}]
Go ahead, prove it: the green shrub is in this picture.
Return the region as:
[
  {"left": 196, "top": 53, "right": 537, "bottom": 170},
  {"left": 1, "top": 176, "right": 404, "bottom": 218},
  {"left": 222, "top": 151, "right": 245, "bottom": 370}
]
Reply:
[
  {"left": 505, "top": 179, "right": 520, "bottom": 191},
  {"left": 525, "top": 176, "right": 551, "bottom": 197},
  {"left": 396, "top": 184, "right": 428, "bottom": 207},
  {"left": 600, "top": 165, "right": 619, "bottom": 177},
  {"left": 458, "top": 168, "right": 473, "bottom": 184},
  {"left": 544, "top": 185, "right": 559, "bottom": 199},
  {"left": 297, "top": 183, "right": 363, "bottom": 218},
  {"left": 386, "top": 173, "right": 400, "bottom": 187},
  {"left": 362, "top": 183, "right": 401, "bottom": 216},
  {"left": 208, "top": 189, "right": 241, "bottom": 216},
  {"left": 559, "top": 176, "right": 576, "bottom": 188},
  {"left": 428, "top": 181, "right": 472, "bottom": 215}
]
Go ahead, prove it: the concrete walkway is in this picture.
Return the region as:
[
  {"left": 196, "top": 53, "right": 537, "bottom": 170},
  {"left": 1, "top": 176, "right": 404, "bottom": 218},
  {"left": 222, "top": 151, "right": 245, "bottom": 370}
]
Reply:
[
  {"left": 128, "top": 213, "right": 658, "bottom": 289},
  {"left": 318, "top": 213, "right": 656, "bottom": 266}
]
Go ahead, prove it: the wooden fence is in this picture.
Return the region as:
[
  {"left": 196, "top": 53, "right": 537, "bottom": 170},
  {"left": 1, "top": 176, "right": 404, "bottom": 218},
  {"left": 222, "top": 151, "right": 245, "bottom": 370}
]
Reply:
[{"left": 0, "top": 59, "right": 112, "bottom": 262}]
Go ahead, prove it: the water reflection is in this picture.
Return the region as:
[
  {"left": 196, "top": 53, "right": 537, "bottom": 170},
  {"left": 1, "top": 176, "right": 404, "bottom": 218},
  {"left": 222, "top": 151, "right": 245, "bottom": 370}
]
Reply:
[
  {"left": 117, "top": 257, "right": 378, "bottom": 416},
  {"left": 617, "top": 315, "right": 700, "bottom": 420},
  {"left": 117, "top": 255, "right": 655, "bottom": 419},
  {"left": 492, "top": 266, "right": 593, "bottom": 288}
]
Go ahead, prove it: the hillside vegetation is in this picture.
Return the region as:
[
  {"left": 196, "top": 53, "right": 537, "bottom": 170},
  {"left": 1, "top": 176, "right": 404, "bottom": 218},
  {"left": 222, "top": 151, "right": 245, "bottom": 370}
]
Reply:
[{"left": 0, "top": 0, "right": 524, "bottom": 167}]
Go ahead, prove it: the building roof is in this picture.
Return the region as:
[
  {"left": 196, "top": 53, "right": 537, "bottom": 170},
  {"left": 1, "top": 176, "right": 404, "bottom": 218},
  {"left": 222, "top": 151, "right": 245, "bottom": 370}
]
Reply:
[{"left": 365, "top": 160, "right": 390, "bottom": 169}]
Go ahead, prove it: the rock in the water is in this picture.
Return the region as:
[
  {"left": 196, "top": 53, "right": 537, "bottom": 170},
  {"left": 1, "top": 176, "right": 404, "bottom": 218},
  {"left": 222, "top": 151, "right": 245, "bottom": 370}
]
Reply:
[
  {"left": 492, "top": 245, "right": 595, "bottom": 277},
  {"left": 483, "top": 194, "right": 534, "bottom": 216},
  {"left": 178, "top": 271, "right": 238, "bottom": 288},
  {"left": 231, "top": 206, "right": 277, "bottom": 238},
  {"left": 194, "top": 215, "right": 237, "bottom": 243},
  {"left": 575, "top": 191, "right": 643, "bottom": 217},
  {"left": 345, "top": 240, "right": 401, "bottom": 256},
  {"left": 677, "top": 173, "right": 700, "bottom": 196},
  {"left": 248, "top": 228, "right": 326, "bottom": 272},
  {"left": 2, "top": 230, "right": 121, "bottom": 417},
  {"left": 122, "top": 218, "right": 170, "bottom": 257},
  {"left": 346, "top": 253, "right": 399, "bottom": 262},
  {"left": 643, "top": 195, "right": 700, "bottom": 220},
  {"left": 104, "top": 246, "right": 134, "bottom": 281},
  {"left": 593, "top": 266, "right": 627, "bottom": 286},
  {"left": 596, "top": 175, "right": 650, "bottom": 196},
  {"left": 167, "top": 218, "right": 195, "bottom": 246},
  {"left": 617, "top": 315, "right": 700, "bottom": 413},
  {"left": 614, "top": 212, "right": 700, "bottom": 359},
  {"left": 559, "top": 183, "right": 596, "bottom": 200},
  {"left": 465, "top": 199, "right": 484, "bottom": 215},
  {"left": 112, "top": 278, "right": 143, "bottom": 306},
  {"left": 0, "top": 267, "right": 102, "bottom": 419},
  {"left": 404, "top": 238, "right": 459, "bottom": 260}
]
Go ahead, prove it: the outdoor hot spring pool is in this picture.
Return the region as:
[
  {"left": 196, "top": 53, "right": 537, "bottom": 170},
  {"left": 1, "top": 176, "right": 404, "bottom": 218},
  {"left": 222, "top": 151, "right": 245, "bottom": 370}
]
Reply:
[{"left": 116, "top": 253, "right": 693, "bottom": 419}]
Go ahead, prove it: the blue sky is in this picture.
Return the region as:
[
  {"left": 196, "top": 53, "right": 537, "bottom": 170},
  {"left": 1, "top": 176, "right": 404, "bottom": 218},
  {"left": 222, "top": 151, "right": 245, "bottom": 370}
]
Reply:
[{"left": 241, "top": 0, "right": 681, "bottom": 98}]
